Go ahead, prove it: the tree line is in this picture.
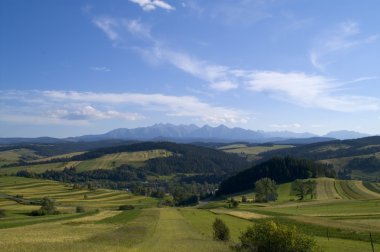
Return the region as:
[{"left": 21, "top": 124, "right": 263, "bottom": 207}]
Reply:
[{"left": 217, "top": 156, "right": 335, "bottom": 196}]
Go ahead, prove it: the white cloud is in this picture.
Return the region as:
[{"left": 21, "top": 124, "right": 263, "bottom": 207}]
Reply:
[
  {"left": 0, "top": 90, "right": 248, "bottom": 125},
  {"left": 90, "top": 16, "right": 380, "bottom": 112},
  {"left": 270, "top": 123, "right": 302, "bottom": 129},
  {"left": 150, "top": 47, "right": 238, "bottom": 90},
  {"left": 48, "top": 106, "right": 143, "bottom": 121},
  {"left": 310, "top": 21, "right": 378, "bottom": 71},
  {"left": 90, "top": 66, "right": 111, "bottom": 72},
  {"left": 43, "top": 91, "right": 248, "bottom": 124},
  {"left": 92, "top": 17, "right": 119, "bottom": 41},
  {"left": 129, "top": 0, "right": 175, "bottom": 12},
  {"left": 246, "top": 71, "right": 380, "bottom": 112},
  {"left": 122, "top": 19, "right": 151, "bottom": 39},
  {"left": 210, "top": 81, "right": 238, "bottom": 91},
  {"left": 92, "top": 17, "right": 239, "bottom": 91}
]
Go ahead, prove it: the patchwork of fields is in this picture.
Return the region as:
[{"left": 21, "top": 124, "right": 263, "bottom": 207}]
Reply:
[
  {"left": 0, "top": 176, "right": 380, "bottom": 251},
  {"left": 0, "top": 149, "right": 172, "bottom": 174}
]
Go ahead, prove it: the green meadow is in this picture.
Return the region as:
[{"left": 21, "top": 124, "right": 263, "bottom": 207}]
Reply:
[
  {"left": 218, "top": 144, "right": 294, "bottom": 161},
  {"left": 0, "top": 176, "right": 379, "bottom": 251},
  {"left": 0, "top": 149, "right": 172, "bottom": 174}
]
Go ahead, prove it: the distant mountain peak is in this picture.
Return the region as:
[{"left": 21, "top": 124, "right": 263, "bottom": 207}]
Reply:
[
  {"left": 1, "top": 124, "right": 372, "bottom": 144},
  {"left": 323, "top": 130, "right": 370, "bottom": 140}
]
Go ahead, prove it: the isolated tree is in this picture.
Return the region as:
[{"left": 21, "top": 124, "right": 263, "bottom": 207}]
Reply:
[
  {"left": 254, "top": 178, "right": 278, "bottom": 202},
  {"left": 293, "top": 180, "right": 316, "bottom": 200},
  {"left": 233, "top": 220, "right": 317, "bottom": 252},
  {"left": 241, "top": 195, "right": 247, "bottom": 203},
  {"left": 213, "top": 218, "right": 230, "bottom": 241}
]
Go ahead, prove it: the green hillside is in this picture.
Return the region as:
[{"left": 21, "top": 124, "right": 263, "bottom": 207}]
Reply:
[
  {"left": 1, "top": 176, "right": 380, "bottom": 252},
  {"left": 218, "top": 144, "right": 294, "bottom": 161},
  {"left": 0, "top": 149, "right": 171, "bottom": 174}
]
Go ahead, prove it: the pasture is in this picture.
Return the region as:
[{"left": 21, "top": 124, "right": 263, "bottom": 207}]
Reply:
[
  {"left": 0, "top": 149, "right": 172, "bottom": 175},
  {"left": 219, "top": 144, "right": 294, "bottom": 161},
  {"left": 1, "top": 176, "right": 380, "bottom": 251}
]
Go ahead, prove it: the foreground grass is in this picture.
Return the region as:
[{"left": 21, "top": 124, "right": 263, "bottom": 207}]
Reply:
[
  {"left": 180, "top": 208, "right": 252, "bottom": 242},
  {"left": 130, "top": 208, "right": 229, "bottom": 252}
]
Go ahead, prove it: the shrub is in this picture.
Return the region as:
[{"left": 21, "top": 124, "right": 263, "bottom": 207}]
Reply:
[
  {"left": 76, "top": 206, "right": 86, "bottom": 213},
  {"left": 242, "top": 196, "right": 247, "bottom": 203},
  {"left": 0, "top": 209, "right": 5, "bottom": 218},
  {"left": 31, "top": 197, "right": 60, "bottom": 216},
  {"left": 119, "top": 205, "right": 135, "bottom": 210},
  {"left": 213, "top": 218, "right": 230, "bottom": 241},
  {"left": 228, "top": 198, "right": 239, "bottom": 208},
  {"left": 233, "top": 220, "right": 317, "bottom": 252}
]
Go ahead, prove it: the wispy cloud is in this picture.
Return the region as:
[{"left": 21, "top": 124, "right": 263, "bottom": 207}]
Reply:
[
  {"left": 92, "top": 17, "right": 119, "bottom": 41},
  {"left": 310, "top": 21, "right": 378, "bottom": 71},
  {"left": 92, "top": 17, "right": 238, "bottom": 91},
  {"left": 0, "top": 90, "right": 248, "bottom": 125},
  {"left": 246, "top": 71, "right": 380, "bottom": 112},
  {"left": 129, "top": 0, "right": 175, "bottom": 12},
  {"left": 90, "top": 15, "right": 380, "bottom": 112},
  {"left": 182, "top": 0, "right": 273, "bottom": 26},
  {"left": 48, "top": 106, "right": 142, "bottom": 121},
  {"left": 270, "top": 123, "right": 302, "bottom": 129},
  {"left": 90, "top": 66, "right": 111, "bottom": 72}
]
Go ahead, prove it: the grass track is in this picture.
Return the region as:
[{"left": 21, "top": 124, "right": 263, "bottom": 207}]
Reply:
[{"left": 130, "top": 208, "right": 229, "bottom": 252}]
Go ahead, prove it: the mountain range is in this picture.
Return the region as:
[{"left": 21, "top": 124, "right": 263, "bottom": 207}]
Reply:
[{"left": 0, "top": 124, "right": 371, "bottom": 145}]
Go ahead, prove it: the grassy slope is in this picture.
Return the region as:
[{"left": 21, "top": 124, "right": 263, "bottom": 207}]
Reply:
[
  {"left": 219, "top": 144, "right": 294, "bottom": 161},
  {"left": 75, "top": 149, "right": 172, "bottom": 172},
  {"left": 0, "top": 176, "right": 157, "bottom": 212},
  {"left": 0, "top": 177, "right": 230, "bottom": 252},
  {"left": 1, "top": 176, "right": 380, "bottom": 251},
  {"left": 0, "top": 148, "right": 42, "bottom": 166},
  {"left": 207, "top": 177, "right": 380, "bottom": 250},
  {"left": 0, "top": 149, "right": 172, "bottom": 174}
]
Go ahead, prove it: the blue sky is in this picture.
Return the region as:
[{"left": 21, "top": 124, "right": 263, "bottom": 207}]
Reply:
[{"left": 1, "top": 0, "right": 379, "bottom": 137}]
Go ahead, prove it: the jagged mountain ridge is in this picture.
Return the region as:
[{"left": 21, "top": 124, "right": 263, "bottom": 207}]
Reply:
[{"left": 0, "top": 124, "right": 373, "bottom": 144}]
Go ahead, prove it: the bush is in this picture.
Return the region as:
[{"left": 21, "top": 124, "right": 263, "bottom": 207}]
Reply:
[
  {"left": 242, "top": 196, "right": 247, "bottom": 203},
  {"left": 228, "top": 198, "right": 239, "bottom": 208},
  {"left": 213, "top": 218, "right": 230, "bottom": 241},
  {"left": 76, "top": 206, "right": 86, "bottom": 213},
  {"left": 233, "top": 220, "right": 317, "bottom": 252},
  {"left": 119, "top": 205, "right": 135, "bottom": 210},
  {"left": 0, "top": 209, "right": 5, "bottom": 218},
  {"left": 30, "top": 197, "right": 60, "bottom": 216}
]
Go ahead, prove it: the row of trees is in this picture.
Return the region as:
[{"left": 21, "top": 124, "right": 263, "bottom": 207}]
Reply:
[
  {"left": 260, "top": 136, "right": 380, "bottom": 162},
  {"left": 16, "top": 167, "right": 215, "bottom": 206}
]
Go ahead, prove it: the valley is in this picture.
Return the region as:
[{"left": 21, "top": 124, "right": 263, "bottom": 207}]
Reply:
[
  {"left": 1, "top": 175, "right": 379, "bottom": 251},
  {"left": 1, "top": 137, "right": 380, "bottom": 251}
]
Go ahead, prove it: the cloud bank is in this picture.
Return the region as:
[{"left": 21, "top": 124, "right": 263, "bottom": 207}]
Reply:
[{"left": 0, "top": 90, "right": 248, "bottom": 125}]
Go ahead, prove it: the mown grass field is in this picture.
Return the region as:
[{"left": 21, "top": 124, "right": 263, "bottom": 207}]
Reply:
[
  {"left": 0, "top": 149, "right": 172, "bottom": 174},
  {"left": 218, "top": 144, "right": 294, "bottom": 161},
  {"left": 1, "top": 176, "right": 380, "bottom": 251},
  {"left": 0, "top": 148, "right": 42, "bottom": 166},
  {"left": 208, "top": 177, "right": 380, "bottom": 251}
]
